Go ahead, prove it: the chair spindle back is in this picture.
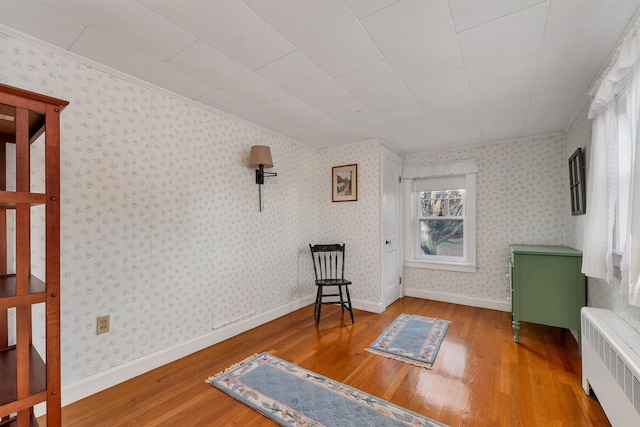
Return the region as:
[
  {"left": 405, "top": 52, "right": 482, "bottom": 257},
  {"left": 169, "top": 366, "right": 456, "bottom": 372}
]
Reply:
[{"left": 309, "top": 244, "right": 346, "bottom": 281}]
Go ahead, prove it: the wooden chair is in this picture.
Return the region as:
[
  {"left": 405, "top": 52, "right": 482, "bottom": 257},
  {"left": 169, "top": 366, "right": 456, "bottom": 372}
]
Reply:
[{"left": 309, "top": 243, "right": 354, "bottom": 324}]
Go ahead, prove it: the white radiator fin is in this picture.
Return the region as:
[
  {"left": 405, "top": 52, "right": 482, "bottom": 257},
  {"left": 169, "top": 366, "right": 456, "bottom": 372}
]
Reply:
[
  {"left": 635, "top": 376, "right": 640, "bottom": 414},
  {"left": 583, "top": 314, "right": 640, "bottom": 417}
]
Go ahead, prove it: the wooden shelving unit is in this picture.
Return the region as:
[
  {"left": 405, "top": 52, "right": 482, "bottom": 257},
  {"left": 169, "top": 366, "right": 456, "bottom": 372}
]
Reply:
[{"left": 0, "top": 84, "right": 67, "bottom": 427}]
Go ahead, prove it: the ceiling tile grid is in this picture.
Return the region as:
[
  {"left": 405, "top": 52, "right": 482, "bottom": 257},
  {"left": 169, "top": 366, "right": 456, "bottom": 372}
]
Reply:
[{"left": 1, "top": 0, "right": 639, "bottom": 152}]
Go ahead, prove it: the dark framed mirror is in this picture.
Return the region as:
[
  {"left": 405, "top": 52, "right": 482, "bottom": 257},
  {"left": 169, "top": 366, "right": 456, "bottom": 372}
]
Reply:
[{"left": 569, "top": 147, "right": 586, "bottom": 215}]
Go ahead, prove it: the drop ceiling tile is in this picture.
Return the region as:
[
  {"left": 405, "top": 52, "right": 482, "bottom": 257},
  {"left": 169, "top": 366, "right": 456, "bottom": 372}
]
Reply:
[
  {"left": 323, "top": 101, "right": 395, "bottom": 136},
  {"left": 382, "top": 118, "right": 447, "bottom": 151},
  {"left": 345, "top": 0, "right": 399, "bottom": 18},
  {"left": 168, "top": 41, "right": 288, "bottom": 106},
  {"left": 525, "top": 86, "right": 589, "bottom": 135},
  {"left": 544, "top": 0, "right": 640, "bottom": 42},
  {"left": 140, "top": 0, "right": 295, "bottom": 70},
  {"left": 0, "top": 0, "right": 85, "bottom": 49},
  {"left": 118, "top": 57, "right": 215, "bottom": 101},
  {"left": 197, "top": 89, "right": 283, "bottom": 128},
  {"left": 261, "top": 95, "right": 354, "bottom": 138},
  {"left": 361, "top": 0, "right": 464, "bottom": 84},
  {"left": 248, "top": 0, "right": 384, "bottom": 77},
  {"left": 459, "top": 1, "right": 548, "bottom": 89},
  {"left": 473, "top": 79, "right": 533, "bottom": 141},
  {"left": 534, "top": 21, "right": 627, "bottom": 96},
  {"left": 379, "top": 106, "right": 440, "bottom": 137},
  {"left": 449, "top": 0, "right": 543, "bottom": 32},
  {"left": 257, "top": 51, "right": 355, "bottom": 110},
  {"left": 431, "top": 110, "right": 483, "bottom": 144},
  {"left": 379, "top": 105, "right": 428, "bottom": 127},
  {"left": 314, "top": 128, "right": 370, "bottom": 145},
  {"left": 70, "top": 27, "right": 138, "bottom": 66},
  {"left": 46, "top": 20, "right": 213, "bottom": 100},
  {"left": 337, "top": 61, "right": 417, "bottom": 114},
  {"left": 35, "top": 0, "right": 196, "bottom": 61},
  {"left": 268, "top": 120, "right": 347, "bottom": 149},
  {"left": 409, "top": 69, "right": 474, "bottom": 118},
  {"left": 389, "top": 130, "right": 447, "bottom": 153}
]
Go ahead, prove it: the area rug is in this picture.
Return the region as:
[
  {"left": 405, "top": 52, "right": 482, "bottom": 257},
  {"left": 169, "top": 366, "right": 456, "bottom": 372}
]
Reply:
[
  {"left": 207, "top": 352, "right": 447, "bottom": 427},
  {"left": 366, "top": 314, "right": 450, "bottom": 369}
]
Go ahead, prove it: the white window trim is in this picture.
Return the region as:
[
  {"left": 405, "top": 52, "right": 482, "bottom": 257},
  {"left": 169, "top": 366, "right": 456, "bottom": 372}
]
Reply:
[{"left": 403, "top": 162, "right": 477, "bottom": 273}]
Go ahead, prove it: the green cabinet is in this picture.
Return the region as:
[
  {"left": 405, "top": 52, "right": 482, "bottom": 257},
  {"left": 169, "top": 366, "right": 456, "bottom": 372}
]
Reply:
[{"left": 509, "top": 245, "right": 586, "bottom": 346}]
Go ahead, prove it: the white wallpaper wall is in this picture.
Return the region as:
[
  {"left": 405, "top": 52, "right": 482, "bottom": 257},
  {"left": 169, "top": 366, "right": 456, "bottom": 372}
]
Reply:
[
  {"left": 318, "top": 142, "right": 382, "bottom": 306},
  {"left": 565, "top": 101, "right": 640, "bottom": 330},
  {"left": 0, "top": 31, "right": 321, "bottom": 384},
  {"left": 404, "top": 135, "right": 567, "bottom": 303}
]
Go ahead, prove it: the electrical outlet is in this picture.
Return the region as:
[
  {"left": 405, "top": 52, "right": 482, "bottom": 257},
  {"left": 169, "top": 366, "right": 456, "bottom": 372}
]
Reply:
[{"left": 97, "top": 315, "right": 110, "bottom": 335}]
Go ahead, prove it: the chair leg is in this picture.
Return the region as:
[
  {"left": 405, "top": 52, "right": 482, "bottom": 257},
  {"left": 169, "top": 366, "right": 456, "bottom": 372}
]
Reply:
[
  {"left": 345, "top": 285, "right": 354, "bottom": 324},
  {"left": 314, "top": 286, "right": 321, "bottom": 318},
  {"left": 338, "top": 285, "right": 345, "bottom": 312},
  {"left": 315, "top": 285, "right": 323, "bottom": 324}
]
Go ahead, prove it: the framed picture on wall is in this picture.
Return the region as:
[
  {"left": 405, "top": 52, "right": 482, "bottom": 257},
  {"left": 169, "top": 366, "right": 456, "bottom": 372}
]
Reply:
[
  {"left": 332, "top": 164, "right": 358, "bottom": 202},
  {"left": 569, "top": 147, "right": 586, "bottom": 215}
]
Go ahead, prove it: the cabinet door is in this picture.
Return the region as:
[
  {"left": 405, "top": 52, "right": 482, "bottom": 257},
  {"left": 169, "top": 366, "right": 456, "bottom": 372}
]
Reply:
[{"left": 516, "top": 254, "right": 582, "bottom": 330}]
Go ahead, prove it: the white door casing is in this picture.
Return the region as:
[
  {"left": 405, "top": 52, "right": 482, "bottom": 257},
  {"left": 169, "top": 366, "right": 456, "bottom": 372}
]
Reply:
[{"left": 382, "top": 147, "right": 403, "bottom": 308}]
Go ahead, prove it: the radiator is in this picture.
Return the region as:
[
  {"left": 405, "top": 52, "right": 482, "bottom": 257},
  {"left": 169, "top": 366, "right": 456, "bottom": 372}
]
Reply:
[{"left": 581, "top": 307, "right": 640, "bottom": 427}]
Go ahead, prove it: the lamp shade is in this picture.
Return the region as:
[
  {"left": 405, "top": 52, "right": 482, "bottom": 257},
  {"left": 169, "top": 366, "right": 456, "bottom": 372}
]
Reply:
[{"left": 249, "top": 145, "right": 273, "bottom": 168}]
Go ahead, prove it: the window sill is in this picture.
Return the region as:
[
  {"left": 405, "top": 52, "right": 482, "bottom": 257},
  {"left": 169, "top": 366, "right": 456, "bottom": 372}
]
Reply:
[{"left": 405, "top": 260, "right": 477, "bottom": 273}]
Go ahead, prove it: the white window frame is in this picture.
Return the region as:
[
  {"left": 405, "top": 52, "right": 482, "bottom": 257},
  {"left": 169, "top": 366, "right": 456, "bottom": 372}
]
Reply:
[
  {"left": 614, "top": 90, "right": 632, "bottom": 263},
  {"left": 403, "top": 164, "right": 477, "bottom": 273}
]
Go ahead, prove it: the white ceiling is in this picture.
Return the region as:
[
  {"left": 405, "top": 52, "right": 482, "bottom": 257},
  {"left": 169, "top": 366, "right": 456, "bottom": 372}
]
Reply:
[{"left": 1, "top": 0, "right": 639, "bottom": 152}]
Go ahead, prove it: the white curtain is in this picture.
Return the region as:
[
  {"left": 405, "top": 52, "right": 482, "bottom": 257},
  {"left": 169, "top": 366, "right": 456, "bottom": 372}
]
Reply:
[
  {"left": 582, "top": 105, "right": 617, "bottom": 284},
  {"left": 587, "top": 20, "right": 640, "bottom": 305},
  {"left": 623, "top": 38, "right": 640, "bottom": 305}
]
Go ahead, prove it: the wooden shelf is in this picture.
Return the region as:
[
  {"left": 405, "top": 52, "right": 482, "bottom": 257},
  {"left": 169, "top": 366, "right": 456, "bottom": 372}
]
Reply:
[
  {"left": 0, "top": 103, "right": 46, "bottom": 146},
  {"left": 0, "top": 275, "right": 47, "bottom": 309},
  {"left": 0, "top": 83, "right": 66, "bottom": 426},
  {"left": 0, "top": 345, "right": 47, "bottom": 407}
]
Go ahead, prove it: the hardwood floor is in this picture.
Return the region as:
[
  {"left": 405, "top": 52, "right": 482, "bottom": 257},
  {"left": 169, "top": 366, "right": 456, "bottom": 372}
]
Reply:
[{"left": 43, "top": 297, "right": 610, "bottom": 426}]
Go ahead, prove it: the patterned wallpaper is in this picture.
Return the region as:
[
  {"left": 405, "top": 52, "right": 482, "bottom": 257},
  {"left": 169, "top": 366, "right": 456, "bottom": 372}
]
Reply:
[
  {"left": 565, "top": 101, "right": 640, "bottom": 330},
  {"left": 0, "top": 31, "right": 320, "bottom": 383},
  {"left": 318, "top": 142, "right": 382, "bottom": 305},
  {"left": 404, "top": 135, "right": 567, "bottom": 302}
]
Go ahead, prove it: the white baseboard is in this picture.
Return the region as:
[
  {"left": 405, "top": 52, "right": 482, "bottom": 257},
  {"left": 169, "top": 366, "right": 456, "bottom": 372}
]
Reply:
[
  {"left": 352, "top": 298, "right": 385, "bottom": 314},
  {"left": 49, "top": 295, "right": 316, "bottom": 413},
  {"left": 405, "top": 288, "right": 511, "bottom": 312}
]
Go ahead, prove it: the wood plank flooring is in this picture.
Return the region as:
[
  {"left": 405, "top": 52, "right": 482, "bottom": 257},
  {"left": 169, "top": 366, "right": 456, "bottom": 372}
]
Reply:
[{"left": 41, "top": 297, "right": 611, "bottom": 426}]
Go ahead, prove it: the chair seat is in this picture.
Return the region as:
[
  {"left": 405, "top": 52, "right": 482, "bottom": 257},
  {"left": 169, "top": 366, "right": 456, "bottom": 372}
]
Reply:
[{"left": 315, "top": 279, "right": 352, "bottom": 286}]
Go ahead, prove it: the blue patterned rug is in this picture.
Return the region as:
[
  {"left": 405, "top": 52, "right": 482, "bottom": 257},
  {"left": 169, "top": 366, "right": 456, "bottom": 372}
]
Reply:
[
  {"left": 366, "top": 314, "right": 450, "bottom": 369},
  {"left": 207, "top": 352, "right": 447, "bottom": 427}
]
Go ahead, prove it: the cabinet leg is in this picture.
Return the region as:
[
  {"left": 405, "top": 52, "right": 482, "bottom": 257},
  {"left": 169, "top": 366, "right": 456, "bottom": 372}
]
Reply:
[{"left": 512, "top": 320, "right": 520, "bottom": 343}]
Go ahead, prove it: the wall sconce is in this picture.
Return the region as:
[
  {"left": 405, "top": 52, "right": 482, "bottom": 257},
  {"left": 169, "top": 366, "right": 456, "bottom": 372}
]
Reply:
[{"left": 249, "top": 145, "right": 277, "bottom": 211}]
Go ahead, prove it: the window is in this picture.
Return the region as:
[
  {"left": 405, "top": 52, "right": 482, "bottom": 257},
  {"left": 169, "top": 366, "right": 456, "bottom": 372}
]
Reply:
[
  {"left": 417, "top": 189, "right": 465, "bottom": 258},
  {"left": 403, "top": 163, "right": 477, "bottom": 273},
  {"left": 615, "top": 90, "right": 632, "bottom": 255}
]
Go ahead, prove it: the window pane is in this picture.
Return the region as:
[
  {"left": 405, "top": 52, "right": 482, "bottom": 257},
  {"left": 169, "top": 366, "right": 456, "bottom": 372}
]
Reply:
[
  {"left": 421, "top": 197, "right": 435, "bottom": 216},
  {"left": 419, "top": 189, "right": 464, "bottom": 217},
  {"left": 419, "top": 219, "right": 464, "bottom": 257},
  {"left": 449, "top": 195, "right": 463, "bottom": 216}
]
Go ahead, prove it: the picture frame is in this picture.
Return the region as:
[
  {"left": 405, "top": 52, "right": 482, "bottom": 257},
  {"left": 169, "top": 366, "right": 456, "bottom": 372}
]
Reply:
[
  {"left": 568, "top": 147, "right": 586, "bottom": 215},
  {"left": 332, "top": 164, "right": 358, "bottom": 202}
]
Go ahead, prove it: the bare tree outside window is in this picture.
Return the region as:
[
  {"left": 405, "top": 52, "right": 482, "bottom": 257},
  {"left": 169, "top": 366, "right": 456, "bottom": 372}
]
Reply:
[{"left": 418, "top": 190, "right": 465, "bottom": 257}]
